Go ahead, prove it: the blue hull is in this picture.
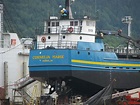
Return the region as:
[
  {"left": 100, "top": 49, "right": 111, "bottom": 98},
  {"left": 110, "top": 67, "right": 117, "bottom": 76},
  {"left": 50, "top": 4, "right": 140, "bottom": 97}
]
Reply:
[{"left": 29, "top": 49, "right": 140, "bottom": 91}]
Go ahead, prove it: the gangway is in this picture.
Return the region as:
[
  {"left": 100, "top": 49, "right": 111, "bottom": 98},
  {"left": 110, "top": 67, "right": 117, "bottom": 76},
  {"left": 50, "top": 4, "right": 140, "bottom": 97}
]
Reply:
[
  {"left": 14, "top": 75, "right": 35, "bottom": 90},
  {"left": 13, "top": 75, "right": 36, "bottom": 104}
]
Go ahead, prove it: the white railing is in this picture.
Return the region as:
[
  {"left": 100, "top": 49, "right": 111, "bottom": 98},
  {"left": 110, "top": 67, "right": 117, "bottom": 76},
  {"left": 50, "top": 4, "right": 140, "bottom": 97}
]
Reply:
[
  {"left": 115, "top": 48, "right": 140, "bottom": 54},
  {"left": 105, "top": 45, "right": 140, "bottom": 55},
  {"left": 47, "top": 25, "right": 81, "bottom": 34},
  {"left": 37, "top": 41, "right": 77, "bottom": 49}
]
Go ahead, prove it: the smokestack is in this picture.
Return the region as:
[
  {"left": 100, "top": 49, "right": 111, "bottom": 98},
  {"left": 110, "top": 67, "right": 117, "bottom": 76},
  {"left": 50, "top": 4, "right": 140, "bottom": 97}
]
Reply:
[{"left": 65, "top": 0, "right": 73, "bottom": 19}]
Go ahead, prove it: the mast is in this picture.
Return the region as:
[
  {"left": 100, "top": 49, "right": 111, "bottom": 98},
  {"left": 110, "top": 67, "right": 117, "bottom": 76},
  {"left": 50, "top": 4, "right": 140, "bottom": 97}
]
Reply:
[
  {"left": 65, "top": 0, "right": 73, "bottom": 19},
  {"left": 122, "top": 16, "right": 132, "bottom": 59}
]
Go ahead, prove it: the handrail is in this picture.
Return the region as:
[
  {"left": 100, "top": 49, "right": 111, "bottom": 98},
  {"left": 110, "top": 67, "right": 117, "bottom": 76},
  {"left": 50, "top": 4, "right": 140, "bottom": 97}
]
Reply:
[
  {"left": 105, "top": 45, "right": 140, "bottom": 55},
  {"left": 37, "top": 41, "right": 77, "bottom": 49},
  {"left": 47, "top": 25, "right": 81, "bottom": 34},
  {"left": 14, "top": 75, "right": 35, "bottom": 90}
]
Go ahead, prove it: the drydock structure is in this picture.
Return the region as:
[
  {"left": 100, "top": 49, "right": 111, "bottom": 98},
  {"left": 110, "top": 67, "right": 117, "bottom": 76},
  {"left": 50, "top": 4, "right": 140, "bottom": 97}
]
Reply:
[{"left": 0, "top": 3, "right": 42, "bottom": 105}]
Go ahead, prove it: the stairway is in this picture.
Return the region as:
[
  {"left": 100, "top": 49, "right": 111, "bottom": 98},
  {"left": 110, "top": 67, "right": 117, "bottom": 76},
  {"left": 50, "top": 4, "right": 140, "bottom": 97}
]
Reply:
[
  {"left": 13, "top": 75, "right": 36, "bottom": 105},
  {"left": 14, "top": 75, "right": 35, "bottom": 90}
]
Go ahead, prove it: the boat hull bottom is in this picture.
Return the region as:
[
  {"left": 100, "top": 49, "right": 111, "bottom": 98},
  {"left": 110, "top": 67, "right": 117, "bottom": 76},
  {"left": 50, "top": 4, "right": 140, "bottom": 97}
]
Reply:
[{"left": 30, "top": 70, "right": 140, "bottom": 96}]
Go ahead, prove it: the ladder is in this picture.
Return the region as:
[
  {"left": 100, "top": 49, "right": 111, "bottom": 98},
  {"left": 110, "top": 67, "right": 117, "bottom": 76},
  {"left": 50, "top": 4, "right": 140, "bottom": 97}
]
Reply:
[{"left": 29, "top": 85, "right": 40, "bottom": 105}]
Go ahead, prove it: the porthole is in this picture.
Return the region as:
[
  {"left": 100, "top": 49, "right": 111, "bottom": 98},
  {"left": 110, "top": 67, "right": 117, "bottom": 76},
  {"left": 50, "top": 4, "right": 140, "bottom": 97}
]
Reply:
[
  {"left": 101, "top": 49, "right": 103, "bottom": 51},
  {"left": 80, "top": 36, "right": 82, "bottom": 40},
  {"left": 63, "top": 36, "right": 65, "bottom": 39},
  {"left": 48, "top": 36, "right": 51, "bottom": 39},
  {"left": 78, "top": 51, "right": 80, "bottom": 54}
]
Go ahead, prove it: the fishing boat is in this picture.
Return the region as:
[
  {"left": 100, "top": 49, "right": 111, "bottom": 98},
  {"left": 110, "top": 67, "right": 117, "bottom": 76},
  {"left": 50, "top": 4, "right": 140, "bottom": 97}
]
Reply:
[{"left": 28, "top": 0, "right": 140, "bottom": 99}]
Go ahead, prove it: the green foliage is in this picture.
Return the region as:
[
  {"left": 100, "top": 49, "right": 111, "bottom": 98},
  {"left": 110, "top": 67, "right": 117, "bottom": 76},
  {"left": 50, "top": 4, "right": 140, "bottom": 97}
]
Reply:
[
  {"left": 2, "top": 0, "right": 140, "bottom": 46},
  {"left": 103, "top": 36, "right": 126, "bottom": 48}
]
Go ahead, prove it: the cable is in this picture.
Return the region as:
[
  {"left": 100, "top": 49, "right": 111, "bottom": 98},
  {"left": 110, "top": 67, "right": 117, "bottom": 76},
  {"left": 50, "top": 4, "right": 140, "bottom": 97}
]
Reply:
[
  {"left": 0, "top": 43, "right": 21, "bottom": 54},
  {"left": 0, "top": 39, "right": 29, "bottom": 54}
]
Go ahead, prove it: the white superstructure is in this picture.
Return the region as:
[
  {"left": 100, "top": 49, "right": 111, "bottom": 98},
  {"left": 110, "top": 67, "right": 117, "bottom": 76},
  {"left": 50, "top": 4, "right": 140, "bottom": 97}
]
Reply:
[
  {"left": 37, "top": 16, "right": 96, "bottom": 49},
  {"left": 0, "top": 3, "right": 37, "bottom": 100},
  {"left": 0, "top": 32, "right": 32, "bottom": 99}
]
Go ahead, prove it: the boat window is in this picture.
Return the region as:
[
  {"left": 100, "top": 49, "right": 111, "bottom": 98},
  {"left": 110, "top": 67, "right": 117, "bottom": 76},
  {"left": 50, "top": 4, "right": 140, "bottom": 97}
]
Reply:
[
  {"left": 51, "top": 21, "right": 59, "bottom": 27},
  {"left": 75, "top": 21, "right": 78, "bottom": 26},
  {"left": 48, "top": 28, "right": 50, "bottom": 33},
  {"left": 56, "top": 22, "right": 59, "bottom": 26},
  {"left": 48, "top": 22, "right": 50, "bottom": 26},
  {"left": 80, "top": 26, "right": 82, "bottom": 32},
  {"left": 88, "top": 52, "right": 90, "bottom": 55},
  {"left": 80, "top": 36, "right": 82, "bottom": 40},
  {"left": 70, "top": 21, "right": 74, "bottom": 26},
  {"left": 80, "top": 21, "right": 82, "bottom": 25},
  {"left": 52, "top": 22, "right": 55, "bottom": 26},
  {"left": 70, "top": 21, "right": 78, "bottom": 26}
]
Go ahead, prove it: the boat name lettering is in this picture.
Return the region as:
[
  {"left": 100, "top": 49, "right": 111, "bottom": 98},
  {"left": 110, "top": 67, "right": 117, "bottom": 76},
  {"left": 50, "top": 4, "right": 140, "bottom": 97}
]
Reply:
[
  {"left": 52, "top": 55, "right": 64, "bottom": 59},
  {"left": 42, "top": 60, "right": 53, "bottom": 62},
  {"left": 32, "top": 55, "right": 64, "bottom": 59},
  {"left": 33, "top": 56, "right": 50, "bottom": 59}
]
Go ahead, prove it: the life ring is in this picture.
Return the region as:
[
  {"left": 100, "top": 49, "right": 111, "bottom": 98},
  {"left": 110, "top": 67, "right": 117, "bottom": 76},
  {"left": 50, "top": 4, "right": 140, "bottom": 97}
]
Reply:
[
  {"left": 68, "top": 27, "right": 73, "bottom": 33},
  {"left": 41, "top": 36, "right": 46, "bottom": 43}
]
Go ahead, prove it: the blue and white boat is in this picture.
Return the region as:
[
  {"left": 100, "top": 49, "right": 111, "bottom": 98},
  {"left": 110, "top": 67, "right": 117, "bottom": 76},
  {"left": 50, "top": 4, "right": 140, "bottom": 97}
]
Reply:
[{"left": 29, "top": 0, "right": 140, "bottom": 97}]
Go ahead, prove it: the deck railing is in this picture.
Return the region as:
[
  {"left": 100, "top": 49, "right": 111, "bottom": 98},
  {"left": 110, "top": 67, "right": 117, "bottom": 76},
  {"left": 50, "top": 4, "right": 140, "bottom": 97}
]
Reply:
[
  {"left": 105, "top": 44, "right": 140, "bottom": 55},
  {"left": 46, "top": 25, "right": 81, "bottom": 34},
  {"left": 37, "top": 41, "right": 77, "bottom": 49}
]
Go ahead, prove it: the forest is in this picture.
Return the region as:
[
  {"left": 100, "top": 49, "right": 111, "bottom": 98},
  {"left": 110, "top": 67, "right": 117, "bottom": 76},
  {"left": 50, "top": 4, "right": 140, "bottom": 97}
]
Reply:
[{"left": 1, "top": 0, "right": 140, "bottom": 47}]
